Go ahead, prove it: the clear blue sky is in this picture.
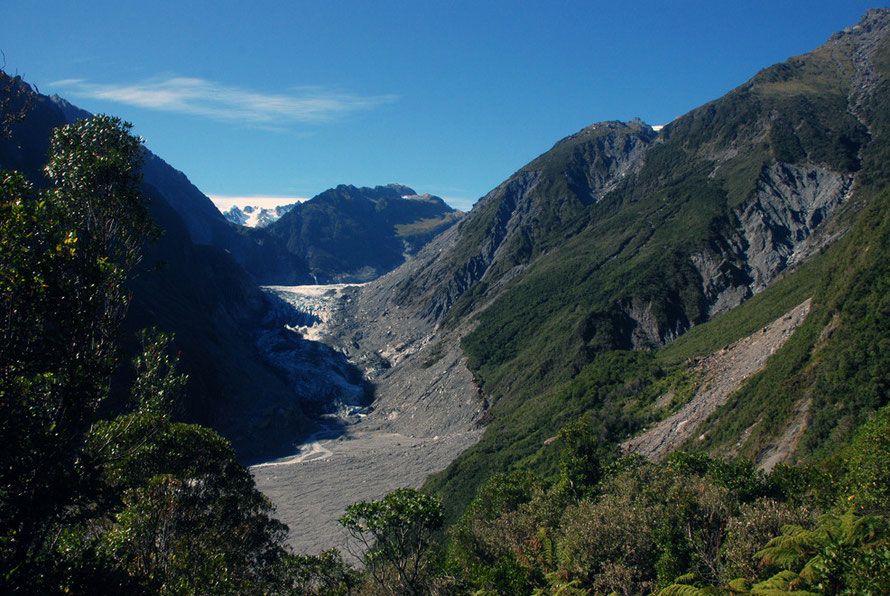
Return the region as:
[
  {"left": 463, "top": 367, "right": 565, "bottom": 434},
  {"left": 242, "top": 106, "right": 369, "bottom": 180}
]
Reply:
[{"left": 4, "top": 1, "right": 882, "bottom": 211}]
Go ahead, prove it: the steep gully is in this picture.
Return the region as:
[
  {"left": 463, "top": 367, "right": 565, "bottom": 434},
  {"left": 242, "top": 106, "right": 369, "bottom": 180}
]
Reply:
[{"left": 623, "top": 299, "right": 813, "bottom": 464}]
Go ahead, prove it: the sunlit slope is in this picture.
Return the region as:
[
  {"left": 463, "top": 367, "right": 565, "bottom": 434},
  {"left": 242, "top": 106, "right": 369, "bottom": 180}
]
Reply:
[{"left": 421, "top": 11, "right": 890, "bottom": 520}]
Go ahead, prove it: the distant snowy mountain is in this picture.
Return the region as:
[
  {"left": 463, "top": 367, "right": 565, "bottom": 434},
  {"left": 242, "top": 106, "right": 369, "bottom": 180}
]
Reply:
[
  {"left": 210, "top": 196, "right": 305, "bottom": 228},
  {"left": 222, "top": 203, "right": 297, "bottom": 227}
]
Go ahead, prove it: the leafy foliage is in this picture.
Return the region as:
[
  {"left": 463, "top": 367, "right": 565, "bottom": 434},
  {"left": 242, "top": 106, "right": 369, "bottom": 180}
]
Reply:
[
  {"left": 753, "top": 510, "right": 890, "bottom": 594},
  {"left": 0, "top": 116, "right": 155, "bottom": 589},
  {"left": 0, "top": 116, "right": 295, "bottom": 593},
  {"left": 269, "top": 549, "right": 359, "bottom": 595},
  {"left": 339, "top": 487, "right": 444, "bottom": 595},
  {"left": 841, "top": 403, "right": 890, "bottom": 515}
]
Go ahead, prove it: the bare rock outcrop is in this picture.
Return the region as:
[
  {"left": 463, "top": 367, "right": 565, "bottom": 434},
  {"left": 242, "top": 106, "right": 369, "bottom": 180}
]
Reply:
[{"left": 623, "top": 299, "right": 812, "bottom": 460}]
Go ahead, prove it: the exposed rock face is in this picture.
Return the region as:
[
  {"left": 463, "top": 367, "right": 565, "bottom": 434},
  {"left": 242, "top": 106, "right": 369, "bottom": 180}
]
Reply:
[
  {"left": 387, "top": 122, "right": 658, "bottom": 326},
  {"left": 830, "top": 8, "right": 890, "bottom": 118},
  {"left": 740, "top": 163, "right": 854, "bottom": 291},
  {"left": 324, "top": 238, "right": 487, "bottom": 437},
  {"left": 556, "top": 119, "right": 657, "bottom": 203},
  {"left": 223, "top": 205, "right": 250, "bottom": 226},
  {"left": 623, "top": 299, "right": 812, "bottom": 461},
  {"left": 691, "top": 163, "right": 855, "bottom": 319},
  {"left": 621, "top": 298, "right": 686, "bottom": 350}
]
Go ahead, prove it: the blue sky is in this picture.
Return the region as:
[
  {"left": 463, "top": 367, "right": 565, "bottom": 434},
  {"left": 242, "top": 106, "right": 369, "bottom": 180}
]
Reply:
[{"left": 4, "top": 1, "right": 881, "bottom": 211}]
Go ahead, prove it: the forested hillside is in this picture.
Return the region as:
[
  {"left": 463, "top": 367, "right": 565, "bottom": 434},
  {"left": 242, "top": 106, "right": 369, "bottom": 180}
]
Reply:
[{"left": 418, "top": 7, "right": 890, "bottom": 523}]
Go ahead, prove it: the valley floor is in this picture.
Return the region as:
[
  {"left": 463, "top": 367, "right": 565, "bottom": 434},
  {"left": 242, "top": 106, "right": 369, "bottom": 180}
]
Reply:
[
  {"left": 250, "top": 424, "right": 481, "bottom": 558},
  {"left": 249, "top": 283, "right": 484, "bottom": 557}
]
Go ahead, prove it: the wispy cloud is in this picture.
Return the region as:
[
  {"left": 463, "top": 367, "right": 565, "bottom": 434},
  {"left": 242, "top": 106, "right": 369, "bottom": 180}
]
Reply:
[{"left": 51, "top": 77, "right": 397, "bottom": 126}]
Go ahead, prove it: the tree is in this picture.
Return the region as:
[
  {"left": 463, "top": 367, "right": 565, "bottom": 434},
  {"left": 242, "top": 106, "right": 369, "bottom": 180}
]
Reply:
[
  {"left": 339, "top": 488, "right": 443, "bottom": 595},
  {"left": 843, "top": 403, "right": 890, "bottom": 515},
  {"left": 269, "top": 550, "right": 359, "bottom": 595},
  {"left": 0, "top": 115, "right": 154, "bottom": 590},
  {"left": 555, "top": 412, "right": 609, "bottom": 498},
  {"left": 1, "top": 112, "right": 315, "bottom": 593}
]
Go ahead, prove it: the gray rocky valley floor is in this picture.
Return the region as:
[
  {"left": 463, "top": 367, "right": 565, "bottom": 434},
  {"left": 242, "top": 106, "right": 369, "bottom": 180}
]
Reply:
[
  {"left": 251, "top": 425, "right": 481, "bottom": 557},
  {"left": 249, "top": 281, "right": 486, "bottom": 556}
]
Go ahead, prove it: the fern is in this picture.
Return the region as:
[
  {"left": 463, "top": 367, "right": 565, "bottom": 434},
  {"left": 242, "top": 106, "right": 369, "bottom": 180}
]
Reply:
[{"left": 657, "top": 585, "right": 709, "bottom": 596}]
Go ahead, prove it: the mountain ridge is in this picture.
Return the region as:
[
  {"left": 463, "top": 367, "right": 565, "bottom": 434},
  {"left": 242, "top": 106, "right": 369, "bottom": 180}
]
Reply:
[
  {"left": 299, "top": 7, "right": 890, "bottom": 526},
  {"left": 251, "top": 183, "right": 462, "bottom": 283}
]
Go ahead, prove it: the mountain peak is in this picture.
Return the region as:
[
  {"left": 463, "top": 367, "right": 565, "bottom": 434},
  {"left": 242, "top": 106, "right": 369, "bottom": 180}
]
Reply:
[
  {"left": 383, "top": 183, "right": 417, "bottom": 196},
  {"left": 329, "top": 183, "right": 418, "bottom": 201},
  {"left": 828, "top": 7, "right": 890, "bottom": 42}
]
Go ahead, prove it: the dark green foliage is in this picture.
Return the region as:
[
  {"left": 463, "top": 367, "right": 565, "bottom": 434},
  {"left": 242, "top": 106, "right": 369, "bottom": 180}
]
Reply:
[
  {"left": 446, "top": 471, "right": 551, "bottom": 593},
  {"left": 426, "top": 351, "right": 677, "bottom": 525},
  {"left": 0, "top": 117, "right": 296, "bottom": 593},
  {"left": 440, "top": 442, "right": 888, "bottom": 594},
  {"left": 752, "top": 509, "right": 890, "bottom": 594},
  {"left": 0, "top": 116, "right": 156, "bottom": 590},
  {"left": 842, "top": 403, "right": 890, "bottom": 515},
  {"left": 44, "top": 115, "right": 157, "bottom": 269},
  {"left": 720, "top": 497, "right": 818, "bottom": 585},
  {"left": 269, "top": 550, "right": 359, "bottom": 595},
  {"left": 554, "top": 412, "right": 609, "bottom": 498},
  {"left": 339, "top": 488, "right": 443, "bottom": 595},
  {"left": 85, "top": 414, "right": 288, "bottom": 593},
  {"left": 0, "top": 73, "right": 32, "bottom": 140},
  {"left": 441, "top": 451, "right": 850, "bottom": 595}
]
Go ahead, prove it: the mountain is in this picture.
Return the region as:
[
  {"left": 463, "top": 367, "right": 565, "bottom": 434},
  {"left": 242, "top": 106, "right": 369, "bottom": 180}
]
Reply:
[
  {"left": 0, "top": 74, "right": 326, "bottom": 459},
  {"left": 242, "top": 183, "right": 462, "bottom": 283},
  {"left": 314, "top": 8, "right": 890, "bottom": 522},
  {"left": 0, "top": 73, "right": 467, "bottom": 463},
  {"left": 220, "top": 202, "right": 297, "bottom": 227},
  {"left": 45, "top": 98, "right": 461, "bottom": 287}
]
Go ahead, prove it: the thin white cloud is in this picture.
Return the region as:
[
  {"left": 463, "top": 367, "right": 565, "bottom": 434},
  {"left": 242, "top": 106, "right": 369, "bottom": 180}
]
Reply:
[{"left": 51, "top": 77, "right": 397, "bottom": 126}]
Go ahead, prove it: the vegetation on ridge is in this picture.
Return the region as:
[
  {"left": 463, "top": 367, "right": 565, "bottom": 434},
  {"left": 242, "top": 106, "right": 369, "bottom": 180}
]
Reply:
[
  {"left": 0, "top": 115, "right": 309, "bottom": 593},
  {"left": 423, "top": 22, "right": 886, "bottom": 527}
]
